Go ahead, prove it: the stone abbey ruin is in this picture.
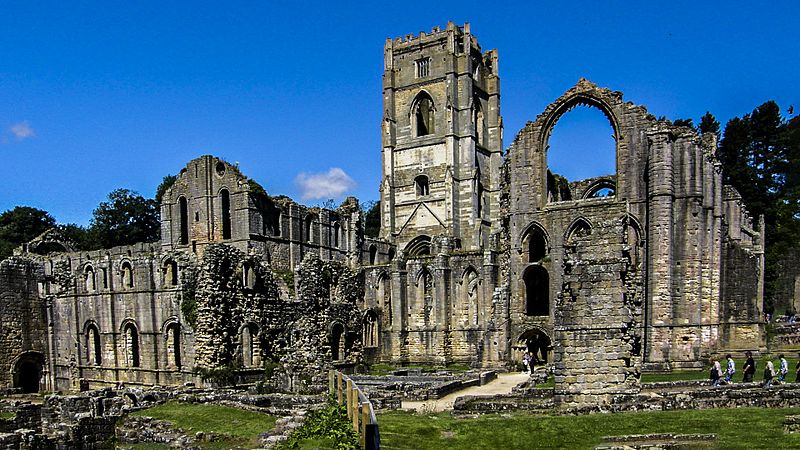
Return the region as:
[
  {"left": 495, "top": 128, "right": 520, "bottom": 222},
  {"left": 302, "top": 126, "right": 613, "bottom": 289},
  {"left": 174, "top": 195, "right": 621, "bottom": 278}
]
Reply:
[{"left": 0, "top": 22, "right": 766, "bottom": 407}]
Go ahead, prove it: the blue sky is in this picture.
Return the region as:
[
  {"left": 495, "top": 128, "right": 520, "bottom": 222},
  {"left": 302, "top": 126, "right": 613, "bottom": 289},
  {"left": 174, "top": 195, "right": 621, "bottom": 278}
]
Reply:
[{"left": 1, "top": 1, "right": 797, "bottom": 225}]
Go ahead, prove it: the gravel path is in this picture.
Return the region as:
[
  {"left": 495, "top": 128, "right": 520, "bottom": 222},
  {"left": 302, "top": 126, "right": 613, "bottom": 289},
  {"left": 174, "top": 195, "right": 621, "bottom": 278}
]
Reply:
[{"left": 401, "top": 372, "right": 531, "bottom": 413}]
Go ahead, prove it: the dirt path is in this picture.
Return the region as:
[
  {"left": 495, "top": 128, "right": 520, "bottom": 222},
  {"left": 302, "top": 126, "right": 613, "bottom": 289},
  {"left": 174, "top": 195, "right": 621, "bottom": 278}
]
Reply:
[{"left": 401, "top": 372, "right": 531, "bottom": 413}]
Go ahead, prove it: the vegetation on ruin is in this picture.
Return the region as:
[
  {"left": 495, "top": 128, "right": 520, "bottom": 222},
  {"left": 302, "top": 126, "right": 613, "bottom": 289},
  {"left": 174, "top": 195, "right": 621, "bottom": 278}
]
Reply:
[
  {"left": 195, "top": 364, "right": 240, "bottom": 387},
  {"left": 378, "top": 407, "right": 800, "bottom": 449},
  {"left": 276, "top": 401, "right": 359, "bottom": 450},
  {"left": 0, "top": 411, "right": 15, "bottom": 420},
  {"left": 713, "top": 103, "right": 800, "bottom": 314},
  {"left": 179, "top": 267, "right": 198, "bottom": 328},
  {"left": 154, "top": 174, "right": 177, "bottom": 205},
  {"left": 362, "top": 200, "right": 380, "bottom": 238},
  {"left": 0, "top": 206, "right": 56, "bottom": 259},
  {"left": 275, "top": 269, "right": 296, "bottom": 296},
  {"left": 129, "top": 401, "right": 276, "bottom": 449}
]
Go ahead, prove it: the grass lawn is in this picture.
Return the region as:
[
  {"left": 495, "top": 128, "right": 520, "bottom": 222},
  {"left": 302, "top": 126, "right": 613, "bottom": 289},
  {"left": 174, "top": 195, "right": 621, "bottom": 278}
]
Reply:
[
  {"left": 378, "top": 407, "right": 800, "bottom": 449},
  {"left": 0, "top": 411, "right": 15, "bottom": 420},
  {"left": 129, "top": 402, "right": 277, "bottom": 449},
  {"left": 639, "top": 356, "right": 795, "bottom": 384}
]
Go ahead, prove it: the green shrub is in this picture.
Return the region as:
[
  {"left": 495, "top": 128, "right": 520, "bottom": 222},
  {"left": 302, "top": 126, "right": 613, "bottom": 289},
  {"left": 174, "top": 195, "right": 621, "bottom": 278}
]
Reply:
[
  {"left": 196, "top": 365, "right": 238, "bottom": 387},
  {"left": 277, "top": 401, "right": 359, "bottom": 450}
]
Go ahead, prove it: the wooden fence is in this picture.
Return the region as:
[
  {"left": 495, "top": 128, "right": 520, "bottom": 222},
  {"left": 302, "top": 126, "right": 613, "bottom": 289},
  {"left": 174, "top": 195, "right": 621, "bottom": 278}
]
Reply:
[{"left": 329, "top": 370, "right": 380, "bottom": 450}]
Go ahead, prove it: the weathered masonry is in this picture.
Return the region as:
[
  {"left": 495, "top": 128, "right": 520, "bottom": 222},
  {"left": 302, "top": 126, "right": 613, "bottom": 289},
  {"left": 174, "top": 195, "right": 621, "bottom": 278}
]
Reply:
[{"left": 0, "top": 22, "right": 764, "bottom": 404}]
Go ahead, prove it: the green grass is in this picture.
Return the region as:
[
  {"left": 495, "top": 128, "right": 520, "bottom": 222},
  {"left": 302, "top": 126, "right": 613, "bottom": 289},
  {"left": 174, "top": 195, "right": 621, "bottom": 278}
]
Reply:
[
  {"left": 129, "top": 402, "right": 277, "bottom": 449},
  {"left": 641, "top": 356, "right": 792, "bottom": 384},
  {"left": 0, "top": 411, "right": 15, "bottom": 420},
  {"left": 378, "top": 407, "right": 800, "bottom": 449}
]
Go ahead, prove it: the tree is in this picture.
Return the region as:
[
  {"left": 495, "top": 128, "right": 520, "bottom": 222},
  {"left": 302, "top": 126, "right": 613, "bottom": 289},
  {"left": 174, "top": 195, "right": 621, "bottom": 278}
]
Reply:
[
  {"left": 698, "top": 111, "right": 721, "bottom": 139},
  {"left": 0, "top": 206, "right": 56, "bottom": 259},
  {"left": 363, "top": 201, "right": 380, "bottom": 238},
  {"left": 673, "top": 118, "right": 694, "bottom": 128},
  {"left": 154, "top": 174, "right": 177, "bottom": 206},
  {"left": 717, "top": 101, "right": 799, "bottom": 313},
  {"left": 57, "top": 223, "right": 92, "bottom": 251},
  {"left": 88, "top": 189, "right": 160, "bottom": 249}
]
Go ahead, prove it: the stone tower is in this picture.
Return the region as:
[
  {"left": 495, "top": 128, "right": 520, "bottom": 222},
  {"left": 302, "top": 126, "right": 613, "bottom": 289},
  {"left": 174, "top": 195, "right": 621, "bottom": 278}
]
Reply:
[{"left": 380, "top": 22, "right": 502, "bottom": 254}]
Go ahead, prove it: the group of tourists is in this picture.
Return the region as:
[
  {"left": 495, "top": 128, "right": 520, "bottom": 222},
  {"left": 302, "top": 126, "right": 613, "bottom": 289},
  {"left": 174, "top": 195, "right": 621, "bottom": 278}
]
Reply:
[{"left": 709, "top": 352, "right": 799, "bottom": 387}]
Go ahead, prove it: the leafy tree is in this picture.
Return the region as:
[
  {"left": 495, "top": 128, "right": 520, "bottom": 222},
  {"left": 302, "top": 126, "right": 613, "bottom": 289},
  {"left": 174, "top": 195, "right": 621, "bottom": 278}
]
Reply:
[
  {"left": 717, "top": 101, "right": 799, "bottom": 313},
  {"left": 363, "top": 201, "right": 380, "bottom": 238},
  {"left": 0, "top": 206, "right": 56, "bottom": 259},
  {"left": 87, "top": 189, "right": 160, "bottom": 249},
  {"left": 56, "top": 223, "right": 92, "bottom": 251},
  {"left": 154, "top": 174, "right": 177, "bottom": 205}
]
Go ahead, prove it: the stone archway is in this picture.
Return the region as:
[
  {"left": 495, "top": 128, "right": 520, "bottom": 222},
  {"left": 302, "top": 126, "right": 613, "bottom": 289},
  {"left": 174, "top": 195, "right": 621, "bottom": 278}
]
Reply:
[
  {"left": 14, "top": 352, "right": 44, "bottom": 394},
  {"left": 515, "top": 328, "right": 552, "bottom": 366}
]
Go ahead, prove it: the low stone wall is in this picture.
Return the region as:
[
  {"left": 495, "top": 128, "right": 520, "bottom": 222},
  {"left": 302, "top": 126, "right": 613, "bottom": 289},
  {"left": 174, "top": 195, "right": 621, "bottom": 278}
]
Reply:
[
  {"left": 0, "top": 393, "right": 121, "bottom": 449},
  {"left": 595, "top": 433, "right": 717, "bottom": 449},
  {"left": 350, "top": 372, "right": 485, "bottom": 402},
  {"left": 785, "top": 414, "right": 800, "bottom": 434},
  {"left": 454, "top": 389, "right": 555, "bottom": 414},
  {"left": 453, "top": 382, "right": 800, "bottom": 415}
]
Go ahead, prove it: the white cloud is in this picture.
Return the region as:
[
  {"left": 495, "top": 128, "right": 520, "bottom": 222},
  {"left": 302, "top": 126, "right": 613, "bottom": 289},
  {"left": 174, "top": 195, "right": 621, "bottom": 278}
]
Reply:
[
  {"left": 295, "top": 167, "right": 356, "bottom": 200},
  {"left": 10, "top": 121, "right": 35, "bottom": 140}
]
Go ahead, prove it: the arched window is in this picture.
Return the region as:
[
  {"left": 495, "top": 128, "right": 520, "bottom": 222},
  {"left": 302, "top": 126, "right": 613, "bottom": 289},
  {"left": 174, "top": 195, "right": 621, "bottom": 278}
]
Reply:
[
  {"left": 121, "top": 262, "right": 134, "bottom": 288},
  {"left": 305, "top": 214, "right": 316, "bottom": 244},
  {"left": 523, "top": 266, "right": 549, "bottom": 316},
  {"left": 415, "top": 175, "right": 430, "bottom": 197},
  {"left": 163, "top": 259, "right": 178, "bottom": 287},
  {"left": 123, "top": 323, "right": 140, "bottom": 368},
  {"left": 241, "top": 324, "right": 259, "bottom": 367},
  {"left": 376, "top": 274, "right": 391, "bottom": 327},
  {"left": 86, "top": 324, "right": 101, "bottom": 365},
  {"left": 546, "top": 102, "right": 617, "bottom": 199},
  {"left": 85, "top": 266, "right": 96, "bottom": 292},
  {"left": 369, "top": 245, "right": 378, "bottom": 265},
  {"left": 474, "top": 97, "right": 486, "bottom": 145},
  {"left": 415, "top": 269, "right": 434, "bottom": 324},
  {"left": 330, "top": 323, "right": 345, "bottom": 360},
  {"left": 565, "top": 218, "right": 592, "bottom": 246},
  {"left": 242, "top": 263, "right": 257, "bottom": 289},
  {"left": 624, "top": 216, "right": 643, "bottom": 270},
  {"left": 178, "top": 196, "right": 189, "bottom": 245},
  {"left": 332, "top": 222, "right": 340, "bottom": 248},
  {"left": 405, "top": 235, "right": 432, "bottom": 258},
  {"left": 583, "top": 179, "right": 616, "bottom": 199},
  {"left": 165, "top": 323, "right": 181, "bottom": 368},
  {"left": 461, "top": 269, "right": 481, "bottom": 326},
  {"left": 525, "top": 227, "right": 547, "bottom": 263},
  {"left": 363, "top": 311, "right": 378, "bottom": 348},
  {"left": 413, "top": 92, "right": 435, "bottom": 136},
  {"left": 272, "top": 210, "right": 282, "bottom": 237},
  {"left": 220, "top": 189, "right": 231, "bottom": 240}
]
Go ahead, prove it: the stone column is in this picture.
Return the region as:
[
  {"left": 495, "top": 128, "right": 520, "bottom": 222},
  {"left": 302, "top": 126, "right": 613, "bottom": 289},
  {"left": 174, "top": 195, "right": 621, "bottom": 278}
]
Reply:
[{"left": 644, "top": 129, "right": 674, "bottom": 368}]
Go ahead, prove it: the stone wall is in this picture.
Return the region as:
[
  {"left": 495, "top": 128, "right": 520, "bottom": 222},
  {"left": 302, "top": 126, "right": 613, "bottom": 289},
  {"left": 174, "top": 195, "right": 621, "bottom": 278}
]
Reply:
[{"left": 0, "top": 258, "right": 48, "bottom": 392}]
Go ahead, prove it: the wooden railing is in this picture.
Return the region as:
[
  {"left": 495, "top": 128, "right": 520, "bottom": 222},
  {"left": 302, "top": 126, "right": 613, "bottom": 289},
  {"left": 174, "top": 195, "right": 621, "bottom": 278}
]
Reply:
[{"left": 329, "top": 370, "right": 380, "bottom": 450}]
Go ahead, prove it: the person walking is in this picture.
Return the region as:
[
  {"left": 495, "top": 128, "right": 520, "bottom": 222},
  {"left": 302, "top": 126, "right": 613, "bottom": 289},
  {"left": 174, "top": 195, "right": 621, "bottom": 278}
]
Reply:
[
  {"left": 764, "top": 360, "right": 776, "bottom": 387},
  {"left": 710, "top": 358, "right": 722, "bottom": 387},
  {"left": 778, "top": 354, "right": 789, "bottom": 383},
  {"left": 724, "top": 354, "right": 736, "bottom": 384},
  {"left": 743, "top": 352, "right": 756, "bottom": 383}
]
